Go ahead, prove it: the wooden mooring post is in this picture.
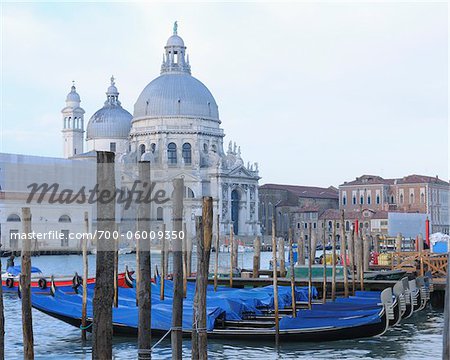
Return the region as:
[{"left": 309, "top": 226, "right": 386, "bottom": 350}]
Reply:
[
  {"left": 359, "top": 229, "right": 364, "bottom": 291},
  {"left": 288, "top": 228, "right": 296, "bottom": 317},
  {"left": 308, "top": 223, "right": 313, "bottom": 309},
  {"left": 137, "top": 161, "right": 151, "bottom": 360},
  {"left": 192, "top": 197, "right": 213, "bottom": 360},
  {"left": 214, "top": 214, "right": 220, "bottom": 291},
  {"left": 113, "top": 225, "right": 119, "bottom": 309},
  {"left": 0, "top": 256, "right": 4, "bottom": 360},
  {"left": 271, "top": 215, "right": 280, "bottom": 346},
  {"left": 230, "top": 225, "right": 234, "bottom": 288},
  {"left": 92, "top": 151, "right": 115, "bottom": 360},
  {"left": 322, "top": 219, "right": 327, "bottom": 303},
  {"left": 331, "top": 220, "right": 337, "bottom": 301},
  {"left": 81, "top": 212, "right": 89, "bottom": 341},
  {"left": 341, "top": 210, "right": 349, "bottom": 297},
  {"left": 183, "top": 222, "right": 188, "bottom": 298},
  {"left": 298, "top": 229, "right": 305, "bottom": 266},
  {"left": 443, "top": 261, "right": 450, "bottom": 359},
  {"left": 192, "top": 216, "right": 202, "bottom": 360},
  {"left": 278, "top": 237, "right": 286, "bottom": 277},
  {"left": 160, "top": 223, "right": 166, "bottom": 301},
  {"left": 253, "top": 236, "right": 261, "bottom": 279},
  {"left": 171, "top": 178, "right": 184, "bottom": 360},
  {"left": 21, "top": 207, "right": 34, "bottom": 360}
]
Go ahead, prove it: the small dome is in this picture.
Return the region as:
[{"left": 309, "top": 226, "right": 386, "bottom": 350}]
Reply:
[
  {"left": 133, "top": 73, "right": 219, "bottom": 120},
  {"left": 66, "top": 85, "right": 80, "bottom": 103},
  {"left": 166, "top": 34, "right": 185, "bottom": 48},
  {"left": 87, "top": 77, "right": 132, "bottom": 140},
  {"left": 87, "top": 107, "right": 132, "bottom": 139}
]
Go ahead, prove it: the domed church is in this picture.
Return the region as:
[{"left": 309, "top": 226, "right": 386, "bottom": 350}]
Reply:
[{"left": 62, "top": 23, "right": 260, "bottom": 237}]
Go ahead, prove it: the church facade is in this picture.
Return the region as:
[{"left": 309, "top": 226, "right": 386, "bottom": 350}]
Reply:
[{"left": 0, "top": 25, "right": 260, "bottom": 252}]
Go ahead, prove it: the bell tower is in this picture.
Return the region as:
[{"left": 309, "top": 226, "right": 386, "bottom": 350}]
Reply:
[{"left": 62, "top": 82, "right": 85, "bottom": 158}]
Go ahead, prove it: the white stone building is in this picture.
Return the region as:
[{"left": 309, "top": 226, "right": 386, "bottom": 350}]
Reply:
[{"left": 0, "top": 25, "right": 260, "bottom": 252}]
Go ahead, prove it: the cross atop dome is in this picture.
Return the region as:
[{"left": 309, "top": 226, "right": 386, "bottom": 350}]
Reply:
[{"left": 161, "top": 22, "right": 191, "bottom": 75}]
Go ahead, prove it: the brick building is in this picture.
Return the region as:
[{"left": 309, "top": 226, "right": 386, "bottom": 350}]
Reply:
[
  {"left": 258, "top": 183, "right": 339, "bottom": 238},
  {"left": 339, "top": 174, "right": 449, "bottom": 234}
]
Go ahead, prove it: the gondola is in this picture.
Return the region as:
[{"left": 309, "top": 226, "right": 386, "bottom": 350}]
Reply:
[
  {"left": 31, "top": 284, "right": 390, "bottom": 342},
  {"left": 2, "top": 266, "right": 134, "bottom": 292}
]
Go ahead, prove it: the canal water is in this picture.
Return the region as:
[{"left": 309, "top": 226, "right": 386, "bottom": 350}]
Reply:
[{"left": 1, "top": 253, "right": 444, "bottom": 359}]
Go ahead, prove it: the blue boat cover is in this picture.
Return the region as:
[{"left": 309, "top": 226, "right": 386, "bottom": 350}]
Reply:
[
  {"left": 6, "top": 266, "right": 42, "bottom": 276},
  {"left": 279, "top": 311, "right": 382, "bottom": 330}
]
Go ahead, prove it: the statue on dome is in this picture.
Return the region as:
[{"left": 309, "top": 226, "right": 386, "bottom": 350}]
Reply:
[{"left": 173, "top": 21, "right": 178, "bottom": 35}]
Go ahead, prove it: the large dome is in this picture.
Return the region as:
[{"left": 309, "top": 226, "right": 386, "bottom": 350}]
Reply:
[
  {"left": 133, "top": 73, "right": 219, "bottom": 120},
  {"left": 86, "top": 77, "right": 132, "bottom": 140}
]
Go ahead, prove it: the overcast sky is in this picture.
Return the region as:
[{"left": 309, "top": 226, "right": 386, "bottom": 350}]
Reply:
[{"left": 1, "top": 1, "right": 448, "bottom": 187}]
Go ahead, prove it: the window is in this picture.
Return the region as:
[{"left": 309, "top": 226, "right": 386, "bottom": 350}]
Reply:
[
  {"left": 150, "top": 143, "right": 156, "bottom": 153},
  {"left": 156, "top": 207, "right": 163, "bottom": 221},
  {"left": 139, "top": 144, "right": 146, "bottom": 156},
  {"left": 313, "top": 222, "right": 317, "bottom": 229},
  {"left": 7, "top": 214, "right": 21, "bottom": 222},
  {"left": 61, "top": 230, "right": 69, "bottom": 247},
  {"left": 58, "top": 215, "right": 71, "bottom": 223},
  {"left": 391, "top": 195, "right": 394, "bottom": 204},
  {"left": 367, "top": 196, "right": 371, "bottom": 205},
  {"left": 360, "top": 195, "right": 364, "bottom": 204},
  {"left": 9, "top": 230, "right": 19, "bottom": 250},
  {"left": 182, "top": 143, "right": 192, "bottom": 164},
  {"left": 185, "top": 186, "right": 195, "bottom": 199},
  {"left": 352, "top": 196, "right": 356, "bottom": 205},
  {"left": 342, "top": 196, "right": 347, "bottom": 206},
  {"left": 345, "top": 221, "right": 350, "bottom": 231},
  {"left": 400, "top": 194, "right": 404, "bottom": 204},
  {"left": 328, "top": 221, "right": 332, "bottom": 231},
  {"left": 410, "top": 193, "right": 414, "bottom": 204},
  {"left": 297, "top": 223, "right": 300, "bottom": 229},
  {"left": 336, "top": 222, "right": 340, "bottom": 229},
  {"left": 304, "top": 223, "right": 308, "bottom": 229},
  {"left": 420, "top": 193, "right": 425, "bottom": 204},
  {"left": 167, "top": 143, "right": 177, "bottom": 164},
  {"left": 211, "top": 144, "right": 217, "bottom": 153},
  {"left": 203, "top": 143, "right": 208, "bottom": 153},
  {"left": 110, "top": 142, "right": 116, "bottom": 152},
  {"left": 376, "top": 195, "right": 380, "bottom": 204}
]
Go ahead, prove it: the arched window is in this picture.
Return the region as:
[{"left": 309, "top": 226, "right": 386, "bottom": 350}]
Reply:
[
  {"left": 342, "top": 196, "right": 346, "bottom": 206},
  {"left": 156, "top": 207, "right": 163, "bottom": 221},
  {"left": 328, "top": 221, "right": 332, "bottom": 231},
  {"left": 360, "top": 195, "right": 364, "bottom": 204},
  {"left": 352, "top": 196, "right": 356, "bottom": 205},
  {"left": 400, "top": 194, "right": 404, "bottom": 204},
  {"left": 410, "top": 193, "right": 414, "bottom": 204},
  {"left": 150, "top": 143, "right": 156, "bottom": 153},
  {"left": 367, "top": 196, "right": 371, "bottom": 205},
  {"left": 345, "top": 221, "right": 350, "bottom": 231},
  {"left": 391, "top": 195, "right": 394, "bottom": 204},
  {"left": 182, "top": 143, "right": 192, "bottom": 164},
  {"left": 203, "top": 143, "right": 208, "bottom": 153},
  {"left": 7, "top": 214, "right": 21, "bottom": 222},
  {"left": 420, "top": 193, "right": 425, "bottom": 203},
  {"left": 58, "top": 215, "right": 71, "bottom": 223},
  {"left": 167, "top": 143, "right": 177, "bottom": 164},
  {"left": 376, "top": 195, "right": 380, "bottom": 204},
  {"left": 185, "top": 186, "right": 195, "bottom": 198},
  {"left": 139, "top": 144, "right": 146, "bottom": 156}
]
